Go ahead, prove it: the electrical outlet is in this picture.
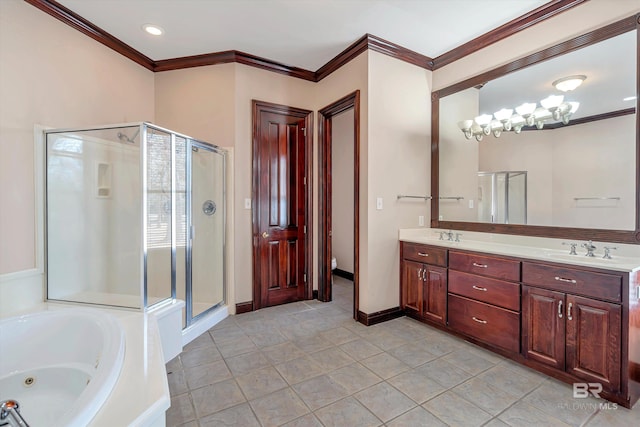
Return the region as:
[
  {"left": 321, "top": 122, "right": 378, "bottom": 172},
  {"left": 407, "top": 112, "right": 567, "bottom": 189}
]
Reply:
[
  {"left": 376, "top": 197, "right": 383, "bottom": 210},
  {"left": 469, "top": 199, "right": 474, "bottom": 209},
  {"left": 244, "top": 198, "right": 251, "bottom": 209},
  {"left": 418, "top": 215, "right": 425, "bottom": 226}
]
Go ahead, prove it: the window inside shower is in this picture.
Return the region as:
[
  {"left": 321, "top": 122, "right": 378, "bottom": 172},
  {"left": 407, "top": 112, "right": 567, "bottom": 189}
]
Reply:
[{"left": 45, "top": 123, "right": 226, "bottom": 326}]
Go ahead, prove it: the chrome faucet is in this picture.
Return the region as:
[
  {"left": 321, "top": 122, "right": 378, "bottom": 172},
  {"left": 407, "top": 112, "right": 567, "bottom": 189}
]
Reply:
[
  {"left": 603, "top": 246, "right": 617, "bottom": 259},
  {"left": 562, "top": 242, "right": 577, "bottom": 255},
  {"left": 581, "top": 240, "right": 597, "bottom": 257},
  {"left": 445, "top": 230, "right": 454, "bottom": 241},
  {"left": 1, "top": 400, "right": 30, "bottom": 427}
]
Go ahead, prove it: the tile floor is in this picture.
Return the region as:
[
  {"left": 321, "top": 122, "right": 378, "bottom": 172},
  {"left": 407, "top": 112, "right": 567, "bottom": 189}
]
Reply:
[{"left": 166, "top": 276, "right": 639, "bottom": 426}]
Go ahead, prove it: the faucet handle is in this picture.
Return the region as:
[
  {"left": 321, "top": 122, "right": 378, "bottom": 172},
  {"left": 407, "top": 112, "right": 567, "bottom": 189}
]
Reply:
[
  {"left": 562, "top": 242, "right": 577, "bottom": 255},
  {"left": 603, "top": 246, "right": 617, "bottom": 259},
  {"left": 455, "top": 233, "right": 462, "bottom": 243},
  {"left": 438, "top": 231, "right": 445, "bottom": 240}
]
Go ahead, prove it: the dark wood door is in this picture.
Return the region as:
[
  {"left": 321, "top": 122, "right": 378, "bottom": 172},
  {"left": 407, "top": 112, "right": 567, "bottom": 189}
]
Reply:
[
  {"left": 423, "top": 265, "right": 447, "bottom": 325},
  {"left": 253, "top": 101, "right": 312, "bottom": 309},
  {"left": 402, "top": 260, "right": 423, "bottom": 315},
  {"left": 565, "top": 294, "right": 621, "bottom": 391},
  {"left": 522, "top": 286, "right": 565, "bottom": 369}
]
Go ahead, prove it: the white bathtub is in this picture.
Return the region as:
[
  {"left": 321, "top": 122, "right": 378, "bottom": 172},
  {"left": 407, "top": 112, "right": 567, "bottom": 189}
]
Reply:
[{"left": 0, "top": 309, "right": 125, "bottom": 427}]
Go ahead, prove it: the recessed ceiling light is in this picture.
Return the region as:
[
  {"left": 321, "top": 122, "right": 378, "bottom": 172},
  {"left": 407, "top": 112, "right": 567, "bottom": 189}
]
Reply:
[
  {"left": 552, "top": 75, "right": 586, "bottom": 92},
  {"left": 142, "top": 24, "right": 163, "bottom": 36},
  {"left": 623, "top": 96, "right": 637, "bottom": 102}
]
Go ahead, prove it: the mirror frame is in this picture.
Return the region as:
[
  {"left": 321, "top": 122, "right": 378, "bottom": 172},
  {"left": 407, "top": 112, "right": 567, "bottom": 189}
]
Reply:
[{"left": 431, "top": 14, "right": 640, "bottom": 244}]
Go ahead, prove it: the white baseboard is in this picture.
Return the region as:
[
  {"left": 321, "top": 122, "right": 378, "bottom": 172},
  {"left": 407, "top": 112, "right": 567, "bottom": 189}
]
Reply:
[{"left": 181, "top": 305, "right": 229, "bottom": 346}]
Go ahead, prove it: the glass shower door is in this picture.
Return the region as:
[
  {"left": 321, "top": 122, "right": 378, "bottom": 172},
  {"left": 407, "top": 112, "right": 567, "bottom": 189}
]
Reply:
[{"left": 187, "top": 142, "right": 226, "bottom": 325}]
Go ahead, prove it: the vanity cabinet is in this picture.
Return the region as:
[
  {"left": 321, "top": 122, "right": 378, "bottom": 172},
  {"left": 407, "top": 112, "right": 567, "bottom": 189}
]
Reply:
[
  {"left": 400, "top": 243, "right": 447, "bottom": 325},
  {"left": 522, "top": 262, "right": 622, "bottom": 392},
  {"left": 447, "top": 251, "right": 521, "bottom": 353},
  {"left": 398, "top": 239, "right": 639, "bottom": 408}
]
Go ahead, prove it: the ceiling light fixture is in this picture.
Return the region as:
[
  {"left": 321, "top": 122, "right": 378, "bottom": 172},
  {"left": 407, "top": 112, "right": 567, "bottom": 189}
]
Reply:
[
  {"left": 552, "top": 75, "right": 586, "bottom": 92},
  {"left": 457, "top": 96, "right": 580, "bottom": 142},
  {"left": 142, "top": 24, "right": 164, "bottom": 36}
]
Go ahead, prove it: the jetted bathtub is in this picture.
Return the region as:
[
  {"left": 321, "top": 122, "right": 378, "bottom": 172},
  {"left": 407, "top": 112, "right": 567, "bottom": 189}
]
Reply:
[{"left": 0, "top": 309, "right": 125, "bottom": 426}]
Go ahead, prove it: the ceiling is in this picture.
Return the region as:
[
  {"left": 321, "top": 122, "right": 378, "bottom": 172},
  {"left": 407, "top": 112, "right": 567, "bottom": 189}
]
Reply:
[{"left": 56, "top": 0, "right": 549, "bottom": 71}]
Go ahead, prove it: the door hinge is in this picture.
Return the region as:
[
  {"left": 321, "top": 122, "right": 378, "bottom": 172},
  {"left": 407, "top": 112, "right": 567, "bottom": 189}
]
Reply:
[
  {"left": 302, "top": 127, "right": 306, "bottom": 136},
  {"left": 303, "top": 176, "right": 306, "bottom": 185},
  {"left": 303, "top": 225, "right": 306, "bottom": 234},
  {"left": 304, "top": 273, "right": 307, "bottom": 282}
]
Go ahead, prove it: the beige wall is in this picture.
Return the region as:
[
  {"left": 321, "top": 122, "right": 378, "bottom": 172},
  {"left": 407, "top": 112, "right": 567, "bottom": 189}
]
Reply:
[
  {"left": 331, "top": 109, "right": 355, "bottom": 273},
  {"left": 365, "top": 51, "right": 432, "bottom": 313},
  {"left": 0, "top": 0, "right": 154, "bottom": 314}
]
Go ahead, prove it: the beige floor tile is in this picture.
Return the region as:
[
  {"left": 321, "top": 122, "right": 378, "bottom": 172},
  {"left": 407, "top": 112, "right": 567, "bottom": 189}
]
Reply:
[
  {"left": 292, "top": 374, "right": 350, "bottom": 410},
  {"left": 387, "top": 370, "right": 446, "bottom": 404},
  {"left": 423, "top": 390, "right": 492, "bottom": 427},
  {"left": 275, "top": 355, "right": 325, "bottom": 385},
  {"left": 499, "top": 401, "right": 571, "bottom": 427},
  {"left": 414, "top": 357, "right": 473, "bottom": 388},
  {"left": 360, "top": 352, "right": 410, "bottom": 379},
  {"left": 339, "top": 338, "right": 383, "bottom": 360},
  {"left": 355, "top": 382, "right": 416, "bottom": 422},
  {"left": 452, "top": 377, "right": 521, "bottom": 416},
  {"left": 314, "top": 396, "right": 382, "bottom": 427},
  {"left": 198, "top": 402, "right": 260, "bottom": 427},
  {"left": 261, "top": 341, "right": 306, "bottom": 364},
  {"left": 281, "top": 413, "right": 324, "bottom": 427},
  {"left": 235, "top": 366, "right": 288, "bottom": 400},
  {"left": 224, "top": 351, "right": 271, "bottom": 376},
  {"left": 184, "top": 359, "right": 232, "bottom": 390},
  {"left": 190, "top": 379, "right": 246, "bottom": 418},
  {"left": 308, "top": 346, "right": 354, "bottom": 372},
  {"left": 249, "top": 387, "right": 310, "bottom": 427},
  {"left": 386, "top": 406, "right": 447, "bottom": 427},
  {"left": 441, "top": 347, "right": 497, "bottom": 375},
  {"left": 388, "top": 342, "right": 440, "bottom": 367},
  {"left": 327, "top": 362, "right": 382, "bottom": 394},
  {"left": 166, "top": 393, "right": 196, "bottom": 427},
  {"left": 180, "top": 344, "right": 222, "bottom": 368}
]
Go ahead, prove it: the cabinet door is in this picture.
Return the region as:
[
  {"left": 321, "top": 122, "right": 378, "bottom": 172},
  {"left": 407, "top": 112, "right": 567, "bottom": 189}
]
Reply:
[
  {"left": 522, "top": 286, "right": 565, "bottom": 370},
  {"left": 401, "top": 260, "right": 423, "bottom": 315},
  {"left": 423, "top": 265, "right": 447, "bottom": 325},
  {"left": 565, "top": 295, "right": 621, "bottom": 392}
]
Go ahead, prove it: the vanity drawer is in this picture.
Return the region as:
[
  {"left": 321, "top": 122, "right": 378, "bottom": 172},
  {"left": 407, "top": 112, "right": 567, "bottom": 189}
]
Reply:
[
  {"left": 449, "top": 251, "right": 520, "bottom": 281},
  {"left": 448, "top": 294, "right": 520, "bottom": 353},
  {"left": 402, "top": 243, "right": 447, "bottom": 267},
  {"left": 449, "top": 270, "right": 520, "bottom": 311},
  {"left": 522, "top": 262, "right": 621, "bottom": 303}
]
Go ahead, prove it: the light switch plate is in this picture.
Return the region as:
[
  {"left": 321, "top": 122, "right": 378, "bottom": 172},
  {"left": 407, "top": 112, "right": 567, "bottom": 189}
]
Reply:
[
  {"left": 376, "top": 197, "right": 383, "bottom": 210},
  {"left": 469, "top": 199, "right": 474, "bottom": 209},
  {"left": 418, "top": 215, "right": 425, "bottom": 226},
  {"left": 244, "top": 198, "right": 251, "bottom": 209}
]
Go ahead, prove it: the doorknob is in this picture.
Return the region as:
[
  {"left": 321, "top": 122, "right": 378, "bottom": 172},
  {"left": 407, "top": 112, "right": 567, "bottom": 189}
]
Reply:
[{"left": 262, "top": 231, "right": 269, "bottom": 239}]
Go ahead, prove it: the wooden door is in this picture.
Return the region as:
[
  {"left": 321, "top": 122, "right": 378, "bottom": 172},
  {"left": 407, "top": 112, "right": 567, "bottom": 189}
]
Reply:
[
  {"left": 423, "top": 265, "right": 447, "bottom": 325},
  {"left": 522, "top": 286, "right": 565, "bottom": 369},
  {"left": 401, "top": 260, "right": 423, "bottom": 315},
  {"left": 565, "top": 294, "right": 621, "bottom": 391},
  {"left": 253, "top": 101, "right": 312, "bottom": 309}
]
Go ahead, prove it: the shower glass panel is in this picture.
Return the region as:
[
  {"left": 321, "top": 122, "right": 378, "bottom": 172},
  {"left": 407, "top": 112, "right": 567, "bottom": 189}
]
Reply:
[
  {"left": 46, "top": 125, "right": 143, "bottom": 308},
  {"left": 145, "top": 128, "right": 173, "bottom": 307},
  {"left": 187, "top": 143, "right": 226, "bottom": 325},
  {"left": 46, "top": 122, "right": 226, "bottom": 317},
  {"left": 477, "top": 171, "right": 527, "bottom": 225}
]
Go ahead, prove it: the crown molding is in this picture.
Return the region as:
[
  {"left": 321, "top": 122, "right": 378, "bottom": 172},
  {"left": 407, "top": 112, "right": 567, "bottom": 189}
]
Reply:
[
  {"left": 25, "top": 0, "right": 585, "bottom": 80},
  {"left": 24, "top": 0, "right": 155, "bottom": 71},
  {"left": 432, "top": 0, "right": 588, "bottom": 70}
]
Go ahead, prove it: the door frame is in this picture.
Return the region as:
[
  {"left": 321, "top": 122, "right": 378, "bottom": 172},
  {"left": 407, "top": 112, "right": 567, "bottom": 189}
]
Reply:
[
  {"left": 318, "top": 91, "right": 360, "bottom": 319},
  {"left": 251, "top": 100, "right": 314, "bottom": 310}
]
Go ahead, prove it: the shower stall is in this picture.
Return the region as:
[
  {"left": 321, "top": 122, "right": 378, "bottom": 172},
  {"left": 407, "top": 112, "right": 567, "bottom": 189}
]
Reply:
[
  {"left": 477, "top": 171, "right": 527, "bottom": 225},
  {"left": 45, "top": 122, "right": 226, "bottom": 328}
]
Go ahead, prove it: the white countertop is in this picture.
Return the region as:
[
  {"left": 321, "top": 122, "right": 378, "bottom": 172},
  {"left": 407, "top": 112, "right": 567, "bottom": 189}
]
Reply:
[{"left": 399, "top": 228, "right": 640, "bottom": 273}]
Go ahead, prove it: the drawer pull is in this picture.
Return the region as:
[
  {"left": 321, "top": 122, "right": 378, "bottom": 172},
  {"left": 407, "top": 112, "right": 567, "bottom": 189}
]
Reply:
[
  {"left": 558, "top": 300, "right": 563, "bottom": 318},
  {"left": 417, "top": 252, "right": 429, "bottom": 257},
  {"left": 554, "top": 276, "right": 577, "bottom": 284},
  {"left": 472, "top": 285, "right": 488, "bottom": 292},
  {"left": 472, "top": 316, "right": 487, "bottom": 324},
  {"left": 472, "top": 262, "right": 488, "bottom": 268},
  {"left": 567, "top": 302, "right": 573, "bottom": 321}
]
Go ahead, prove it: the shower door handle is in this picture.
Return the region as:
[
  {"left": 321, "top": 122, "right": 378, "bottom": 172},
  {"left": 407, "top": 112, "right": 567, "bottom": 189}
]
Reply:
[{"left": 262, "top": 231, "right": 269, "bottom": 239}]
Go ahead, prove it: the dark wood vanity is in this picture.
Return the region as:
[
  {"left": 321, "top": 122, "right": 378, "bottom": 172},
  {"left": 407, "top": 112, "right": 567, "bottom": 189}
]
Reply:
[{"left": 400, "top": 241, "right": 640, "bottom": 408}]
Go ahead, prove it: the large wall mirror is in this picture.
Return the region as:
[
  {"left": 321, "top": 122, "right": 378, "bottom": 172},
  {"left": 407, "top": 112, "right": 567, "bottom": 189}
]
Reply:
[{"left": 432, "top": 15, "right": 640, "bottom": 243}]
